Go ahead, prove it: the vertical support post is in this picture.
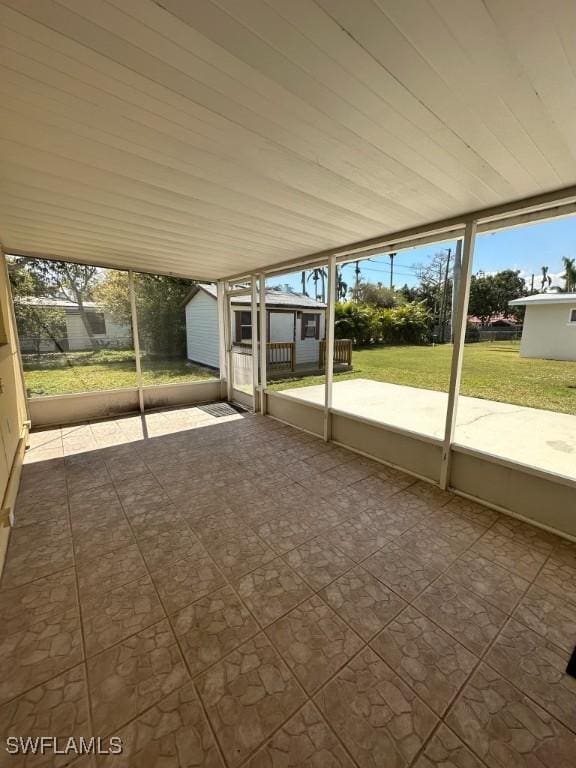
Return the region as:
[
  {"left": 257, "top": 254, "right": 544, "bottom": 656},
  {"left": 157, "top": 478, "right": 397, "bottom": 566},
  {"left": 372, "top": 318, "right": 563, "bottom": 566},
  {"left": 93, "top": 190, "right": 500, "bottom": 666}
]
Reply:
[
  {"left": 439, "top": 220, "right": 477, "bottom": 489},
  {"left": 128, "top": 270, "right": 144, "bottom": 414},
  {"left": 224, "top": 284, "right": 233, "bottom": 402},
  {"left": 324, "top": 256, "right": 336, "bottom": 442},
  {"left": 216, "top": 281, "right": 227, "bottom": 392},
  {"left": 2, "top": 253, "right": 30, "bottom": 425},
  {"left": 258, "top": 272, "right": 267, "bottom": 415},
  {"left": 251, "top": 276, "right": 259, "bottom": 411}
]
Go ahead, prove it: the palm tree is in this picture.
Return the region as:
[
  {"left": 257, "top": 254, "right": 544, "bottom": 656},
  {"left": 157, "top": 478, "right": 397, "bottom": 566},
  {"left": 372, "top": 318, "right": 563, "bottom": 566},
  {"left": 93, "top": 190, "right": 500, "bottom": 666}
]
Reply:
[
  {"left": 336, "top": 266, "right": 348, "bottom": 301},
  {"left": 307, "top": 268, "right": 327, "bottom": 301},
  {"left": 562, "top": 257, "right": 576, "bottom": 292},
  {"left": 540, "top": 266, "right": 552, "bottom": 292}
]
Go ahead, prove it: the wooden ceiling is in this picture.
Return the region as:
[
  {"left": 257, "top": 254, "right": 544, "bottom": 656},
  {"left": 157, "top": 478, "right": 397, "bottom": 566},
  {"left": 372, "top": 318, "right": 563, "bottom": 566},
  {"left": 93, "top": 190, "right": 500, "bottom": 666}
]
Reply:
[{"left": 0, "top": 0, "right": 575, "bottom": 278}]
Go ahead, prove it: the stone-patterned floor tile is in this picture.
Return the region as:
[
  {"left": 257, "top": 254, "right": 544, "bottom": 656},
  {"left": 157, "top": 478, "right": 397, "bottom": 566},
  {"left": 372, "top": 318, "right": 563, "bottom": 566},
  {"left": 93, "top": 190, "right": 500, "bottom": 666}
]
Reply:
[
  {"left": 325, "top": 517, "right": 392, "bottom": 562},
  {"left": 413, "top": 724, "right": 486, "bottom": 768},
  {"left": 196, "top": 633, "right": 306, "bottom": 768},
  {"left": 320, "top": 567, "right": 406, "bottom": 641},
  {"left": 471, "top": 530, "right": 547, "bottom": 580},
  {"left": 414, "top": 577, "right": 507, "bottom": 657},
  {"left": 77, "top": 544, "right": 146, "bottom": 602},
  {"left": 2, "top": 529, "right": 74, "bottom": 588},
  {"left": 137, "top": 525, "right": 202, "bottom": 573},
  {"left": 371, "top": 606, "right": 478, "bottom": 716},
  {"left": 170, "top": 585, "right": 259, "bottom": 677},
  {"left": 0, "top": 608, "right": 83, "bottom": 706},
  {"left": 192, "top": 511, "right": 252, "bottom": 548},
  {"left": 82, "top": 575, "right": 164, "bottom": 657},
  {"left": 491, "top": 517, "right": 560, "bottom": 554},
  {"left": 485, "top": 618, "right": 576, "bottom": 730},
  {"left": 442, "top": 497, "right": 500, "bottom": 528},
  {"left": 235, "top": 560, "right": 312, "bottom": 627},
  {"left": 446, "top": 551, "right": 530, "bottom": 614},
  {"left": 245, "top": 701, "right": 354, "bottom": 768},
  {"left": 535, "top": 557, "right": 576, "bottom": 606},
  {"left": 254, "top": 516, "right": 320, "bottom": 555},
  {"left": 13, "top": 500, "right": 69, "bottom": 530},
  {"left": 151, "top": 551, "right": 226, "bottom": 614},
  {"left": 0, "top": 568, "right": 77, "bottom": 636},
  {"left": 124, "top": 504, "right": 187, "bottom": 542},
  {"left": 266, "top": 595, "right": 363, "bottom": 694},
  {"left": 362, "top": 500, "right": 426, "bottom": 539},
  {"left": 0, "top": 665, "right": 89, "bottom": 767},
  {"left": 98, "top": 683, "right": 224, "bottom": 767},
  {"left": 316, "top": 647, "right": 438, "bottom": 768},
  {"left": 72, "top": 519, "right": 135, "bottom": 562},
  {"left": 283, "top": 536, "right": 354, "bottom": 591},
  {"left": 87, "top": 619, "right": 189, "bottom": 736},
  {"left": 407, "top": 481, "right": 453, "bottom": 508},
  {"left": 206, "top": 529, "right": 276, "bottom": 581},
  {"left": 447, "top": 663, "right": 576, "bottom": 768},
  {"left": 513, "top": 583, "right": 576, "bottom": 654},
  {"left": 363, "top": 542, "right": 445, "bottom": 602},
  {"left": 415, "top": 511, "right": 485, "bottom": 547}
]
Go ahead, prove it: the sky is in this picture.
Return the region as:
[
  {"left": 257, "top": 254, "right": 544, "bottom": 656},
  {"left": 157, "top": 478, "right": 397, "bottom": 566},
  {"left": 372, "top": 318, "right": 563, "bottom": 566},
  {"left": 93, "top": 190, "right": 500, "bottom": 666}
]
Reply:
[{"left": 269, "top": 213, "right": 576, "bottom": 295}]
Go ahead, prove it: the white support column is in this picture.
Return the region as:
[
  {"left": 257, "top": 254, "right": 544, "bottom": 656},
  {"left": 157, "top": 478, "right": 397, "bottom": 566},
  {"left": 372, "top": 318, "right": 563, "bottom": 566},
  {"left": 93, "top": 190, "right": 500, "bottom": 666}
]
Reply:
[
  {"left": 323, "top": 256, "right": 336, "bottom": 442},
  {"left": 439, "top": 220, "right": 477, "bottom": 489},
  {"left": 258, "top": 272, "right": 267, "bottom": 415},
  {"left": 224, "top": 283, "right": 233, "bottom": 402},
  {"left": 251, "top": 276, "right": 259, "bottom": 411},
  {"left": 216, "top": 281, "right": 227, "bottom": 385},
  {"left": 128, "top": 270, "right": 144, "bottom": 413}
]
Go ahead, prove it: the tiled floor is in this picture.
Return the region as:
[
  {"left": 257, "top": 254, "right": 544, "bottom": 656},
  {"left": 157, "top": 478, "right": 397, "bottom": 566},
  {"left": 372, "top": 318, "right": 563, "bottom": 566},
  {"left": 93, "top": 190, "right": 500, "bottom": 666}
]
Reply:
[{"left": 0, "top": 405, "right": 575, "bottom": 767}]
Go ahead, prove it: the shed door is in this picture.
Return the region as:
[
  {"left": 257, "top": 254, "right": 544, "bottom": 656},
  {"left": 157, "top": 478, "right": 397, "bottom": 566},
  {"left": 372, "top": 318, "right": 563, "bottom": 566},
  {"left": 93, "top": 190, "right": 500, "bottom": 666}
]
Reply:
[{"left": 269, "top": 311, "right": 294, "bottom": 342}]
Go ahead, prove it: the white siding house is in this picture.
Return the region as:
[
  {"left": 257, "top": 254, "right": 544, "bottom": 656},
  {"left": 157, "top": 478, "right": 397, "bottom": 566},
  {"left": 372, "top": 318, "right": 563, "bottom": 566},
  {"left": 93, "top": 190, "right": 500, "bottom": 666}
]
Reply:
[
  {"left": 509, "top": 293, "right": 576, "bottom": 361},
  {"left": 185, "top": 285, "right": 326, "bottom": 370},
  {"left": 16, "top": 297, "right": 131, "bottom": 352}
]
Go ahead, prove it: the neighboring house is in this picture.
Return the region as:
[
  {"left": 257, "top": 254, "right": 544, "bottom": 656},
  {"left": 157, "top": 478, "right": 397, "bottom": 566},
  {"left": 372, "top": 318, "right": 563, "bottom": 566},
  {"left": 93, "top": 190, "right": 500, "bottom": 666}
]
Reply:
[
  {"left": 184, "top": 284, "right": 326, "bottom": 370},
  {"left": 509, "top": 293, "right": 576, "bottom": 361},
  {"left": 467, "top": 313, "right": 522, "bottom": 341},
  {"left": 17, "top": 297, "right": 131, "bottom": 352}
]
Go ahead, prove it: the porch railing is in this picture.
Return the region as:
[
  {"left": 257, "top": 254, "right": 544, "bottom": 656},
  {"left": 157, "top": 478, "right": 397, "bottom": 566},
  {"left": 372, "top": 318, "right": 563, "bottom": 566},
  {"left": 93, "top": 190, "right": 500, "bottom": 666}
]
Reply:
[
  {"left": 267, "top": 341, "right": 295, "bottom": 371},
  {"left": 318, "top": 339, "right": 353, "bottom": 368}
]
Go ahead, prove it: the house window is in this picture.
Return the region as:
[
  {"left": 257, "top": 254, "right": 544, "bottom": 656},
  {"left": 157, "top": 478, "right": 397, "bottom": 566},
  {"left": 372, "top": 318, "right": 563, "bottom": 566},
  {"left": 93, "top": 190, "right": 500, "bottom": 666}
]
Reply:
[
  {"left": 236, "top": 310, "right": 252, "bottom": 342},
  {"left": 86, "top": 312, "right": 106, "bottom": 335},
  {"left": 569, "top": 308, "right": 576, "bottom": 324},
  {"left": 301, "top": 313, "right": 319, "bottom": 339}
]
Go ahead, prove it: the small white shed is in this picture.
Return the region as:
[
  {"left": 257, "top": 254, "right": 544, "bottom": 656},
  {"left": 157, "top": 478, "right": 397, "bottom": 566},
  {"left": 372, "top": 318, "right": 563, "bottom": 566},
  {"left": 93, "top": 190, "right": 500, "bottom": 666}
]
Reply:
[
  {"left": 509, "top": 293, "right": 576, "bottom": 361},
  {"left": 184, "top": 284, "right": 326, "bottom": 369}
]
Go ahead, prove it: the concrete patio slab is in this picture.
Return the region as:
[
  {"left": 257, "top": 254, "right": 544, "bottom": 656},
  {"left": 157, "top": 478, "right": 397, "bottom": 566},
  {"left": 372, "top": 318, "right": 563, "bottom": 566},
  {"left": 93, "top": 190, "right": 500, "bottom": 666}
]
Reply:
[{"left": 280, "top": 379, "right": 576, "bottom": 481}]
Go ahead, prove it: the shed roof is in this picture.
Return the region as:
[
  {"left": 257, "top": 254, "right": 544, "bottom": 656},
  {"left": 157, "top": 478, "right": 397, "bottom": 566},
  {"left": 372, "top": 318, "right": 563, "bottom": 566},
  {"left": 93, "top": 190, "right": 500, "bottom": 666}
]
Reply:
[
  {"left": 186, "top": 284, "right": 325, "bottom": 309},
  {"left": 509, "top": 293, "right": 576, "bottom": 307},
  {"left": 1, "top": 1, "right": 576, "bottom": 280}
]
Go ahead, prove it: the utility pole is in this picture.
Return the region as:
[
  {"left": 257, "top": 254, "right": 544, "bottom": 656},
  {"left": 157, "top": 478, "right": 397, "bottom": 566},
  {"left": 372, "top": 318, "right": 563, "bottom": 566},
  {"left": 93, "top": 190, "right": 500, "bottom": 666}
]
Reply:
[
  {"left": 439, "top": 247, "right": 452, "bottom": 343},
  {"left": 530, "top": 274, "right": 535, "bottom": 294},
  {"left": 354, "top": 261, "right": 361, "bottom": 298},
  {"left": 451, "top": 240, "right": 462, "bottom": 343},
  {"left": 389, "top": 252, "right": 396, "bottom": 290},
  {"left": 301, "top": 271, "right": 306, "bottom": 296}
]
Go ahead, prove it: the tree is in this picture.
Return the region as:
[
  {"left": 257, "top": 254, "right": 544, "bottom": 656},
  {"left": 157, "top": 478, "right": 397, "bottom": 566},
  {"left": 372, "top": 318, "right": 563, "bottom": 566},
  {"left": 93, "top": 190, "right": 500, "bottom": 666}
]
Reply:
[
  {"left": 562, "top": 257, "right": 576, "bottom": 292},
  {"left": 540, "top": 266, "right": 552, "bottom": 292},
  {"left": 307, "top": 268, "right": 327, "bottom": 301},
  {"left": 16, "top": 258, "right": 101, "bottom": 345},
  {"left": 414, "top": 251, "right": 452, "bottom": 324},
  {"left": 97, "top": 271, "right": 193, "bottom": 358},
  {"left": 13, "top": 300, "right": 67, "bottom": 358},
  {"left": 468, "top": 270, "right": 527, "bottom": 324},
  {"left": 336, "top": 267, "right": 348, "bottom": 301},
  {"left": 349, "top": 279, "right": 398, "bottom": 308}
]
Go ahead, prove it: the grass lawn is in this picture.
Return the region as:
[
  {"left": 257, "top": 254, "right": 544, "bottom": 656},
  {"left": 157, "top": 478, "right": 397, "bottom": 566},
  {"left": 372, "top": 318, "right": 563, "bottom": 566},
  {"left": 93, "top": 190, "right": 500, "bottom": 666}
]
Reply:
[
  {"left": 22, "top": 349, "right": 217, "bottom": 397},
  {"left": 269, "top": 341, "right": 576, "bottom": 415}
]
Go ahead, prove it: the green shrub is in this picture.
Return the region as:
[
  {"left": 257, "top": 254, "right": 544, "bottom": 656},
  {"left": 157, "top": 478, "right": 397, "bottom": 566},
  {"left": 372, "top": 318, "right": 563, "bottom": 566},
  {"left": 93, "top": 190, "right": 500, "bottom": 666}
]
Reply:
[{"left": 335, "top": 301, "right": 431, "bottom": 346}]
